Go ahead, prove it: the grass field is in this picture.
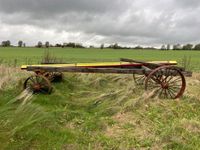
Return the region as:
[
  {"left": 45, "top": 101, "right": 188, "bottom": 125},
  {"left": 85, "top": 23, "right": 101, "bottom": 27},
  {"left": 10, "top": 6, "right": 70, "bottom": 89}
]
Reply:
[
  {"left": 0, "top": 48, "right": 200, "bottom": 149},
  {"left": 0, "top": 47, "right": 200, "bottom": 71}
]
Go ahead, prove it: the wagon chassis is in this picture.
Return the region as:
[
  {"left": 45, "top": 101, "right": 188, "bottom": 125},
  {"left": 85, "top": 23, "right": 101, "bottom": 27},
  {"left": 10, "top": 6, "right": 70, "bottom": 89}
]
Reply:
[{"left": 22, "top": 58, "right": 192, "bottom": 99}]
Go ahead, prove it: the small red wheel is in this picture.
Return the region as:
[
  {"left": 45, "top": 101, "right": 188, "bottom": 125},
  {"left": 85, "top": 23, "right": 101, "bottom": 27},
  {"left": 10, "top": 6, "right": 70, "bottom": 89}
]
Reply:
[
  {"left": 24, "top": 75, "right": 52, "bottom": 94},
  {"left": 145, "top": 66, "right": 186, "bottom": 99}
]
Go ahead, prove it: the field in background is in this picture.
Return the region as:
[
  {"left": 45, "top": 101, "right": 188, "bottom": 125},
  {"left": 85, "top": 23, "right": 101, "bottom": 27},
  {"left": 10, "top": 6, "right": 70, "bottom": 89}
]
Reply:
[{"left": 0, "top": 47, "right": 200, "bottom": 71}]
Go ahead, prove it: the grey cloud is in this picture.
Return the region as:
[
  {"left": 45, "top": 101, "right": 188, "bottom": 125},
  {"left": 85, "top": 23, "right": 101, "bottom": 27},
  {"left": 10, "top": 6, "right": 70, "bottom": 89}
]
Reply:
[
  {"left": 0, "top": 0, "right": 130, "bottom": 15},
  {"left": 0, "top": 0, "right": 200, "bottom": 46},
  {"left": 175, "top": 0, "right": 200, "bottom": 9}
]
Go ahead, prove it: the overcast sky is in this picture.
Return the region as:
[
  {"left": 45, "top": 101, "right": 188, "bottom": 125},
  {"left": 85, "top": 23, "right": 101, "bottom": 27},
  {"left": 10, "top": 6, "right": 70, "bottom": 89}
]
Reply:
[{"left": 0, "top": 0, "right": 200, "bottom": 47}]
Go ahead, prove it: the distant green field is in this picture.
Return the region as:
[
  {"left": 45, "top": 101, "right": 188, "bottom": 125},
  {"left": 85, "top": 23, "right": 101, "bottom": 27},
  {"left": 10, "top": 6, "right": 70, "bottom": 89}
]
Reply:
[{"left": 0, "top": 47, "right": 200, "bottom": 71}]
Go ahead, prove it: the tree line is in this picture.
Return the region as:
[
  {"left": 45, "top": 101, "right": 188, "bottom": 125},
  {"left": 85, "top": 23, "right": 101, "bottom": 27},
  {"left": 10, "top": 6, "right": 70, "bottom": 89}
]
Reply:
[
  {"left": 1, "top": 40, "right": 200, "bottom": 50},
  {"left": 0, "top": 41, "right": 85, "bottom": 48},
  {"left": 161, "top": 43, "right": 200, "bottom": 50}
]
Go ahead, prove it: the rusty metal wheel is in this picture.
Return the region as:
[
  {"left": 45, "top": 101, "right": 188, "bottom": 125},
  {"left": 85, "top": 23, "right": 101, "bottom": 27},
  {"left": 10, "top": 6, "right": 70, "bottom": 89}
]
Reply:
[
  {"left": 145, "top": 66, "right": 186, "bottom": 99},
  {"left": 44, "top": 72, "right": 63, "bottom": 82},
  {"left": 24, "top": 75, "right": 52, "bottom": 94},
  {"left": 133, "top": 74, "right": 146, "bottom": 86}
]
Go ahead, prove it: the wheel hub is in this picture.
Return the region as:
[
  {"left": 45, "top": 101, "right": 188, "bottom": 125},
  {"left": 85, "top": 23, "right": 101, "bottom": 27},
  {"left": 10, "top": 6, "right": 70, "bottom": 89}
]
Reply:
[
  {"left": 161, "top": 83, "right": 169, "bottom": 89},
  {"left": 33, "top": 84, "right": 41, "bottom": 90}
]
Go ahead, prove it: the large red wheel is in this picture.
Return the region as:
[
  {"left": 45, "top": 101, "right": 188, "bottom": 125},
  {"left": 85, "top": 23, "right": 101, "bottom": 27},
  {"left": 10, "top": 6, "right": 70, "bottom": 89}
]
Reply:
[
  {"left": 24, "top": 75, "right": 52, "bottom": 94},
  {"left": 145, "top": 66, "right": 186, "bottom": 99}
]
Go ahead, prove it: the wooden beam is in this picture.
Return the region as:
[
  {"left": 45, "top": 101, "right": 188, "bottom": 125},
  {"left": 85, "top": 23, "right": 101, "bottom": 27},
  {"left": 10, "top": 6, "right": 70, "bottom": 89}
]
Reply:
[
  {"left": 120, "top": 58, "right": 185, "bottom": 71},
  {"left": 26, "top": 66, "right": 146, "bottom": 75},
  {"left": 120, "top": 58, "right": 160, "bottom": 69}
]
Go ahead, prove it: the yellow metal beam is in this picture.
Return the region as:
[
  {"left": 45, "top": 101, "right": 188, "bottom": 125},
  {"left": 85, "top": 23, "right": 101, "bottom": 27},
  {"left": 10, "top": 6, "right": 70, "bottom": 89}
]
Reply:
[{"left": 21, "top": 61, "right": 177, "bottom": 69}]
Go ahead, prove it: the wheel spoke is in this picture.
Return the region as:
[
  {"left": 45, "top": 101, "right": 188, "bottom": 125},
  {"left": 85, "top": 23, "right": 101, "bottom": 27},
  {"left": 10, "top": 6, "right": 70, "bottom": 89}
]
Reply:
[
  {"left": 24, "top": 75, "right": 51, "bottom": 94},
  {"left": 30, "top": 77, "right": 37, "bottom": 84},
  {"left": 169, "top": 85, "right": 179, "bottom": 90},
  {"left": 169, "top": 78, "right": 182, "bottom": 84},
  {"left": 27, "top": 82, "right": 34, "bottom": 88},
  {"left": 145, "top": 66, "right": 186, "bottom": 99},
  {"left": 39, "top": 88, "right": 48, "bottom": 94},
  {"left": 166, "top": 75, "right": 174, "bottom": 83},
  {"left": 168, "top": 88, "right": 176, "bottom": 97},
  {"left": 167, "top": 89, "right": 174, "bottom": 98},
  {"left": 169, "top": 87, "right": 179, "bottom": 94},
  {"left": 164, "top": 89, "right": 168, "bottom": 98},
  {"left": 159, "top": 88, "right": 164, "bottom": 97}
]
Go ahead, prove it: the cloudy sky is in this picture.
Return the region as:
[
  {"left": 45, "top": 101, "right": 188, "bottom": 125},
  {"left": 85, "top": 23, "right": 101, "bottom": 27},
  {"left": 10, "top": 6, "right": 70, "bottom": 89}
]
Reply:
[{"left": 0, "top": 0, "right": 200, "bottom": 47}]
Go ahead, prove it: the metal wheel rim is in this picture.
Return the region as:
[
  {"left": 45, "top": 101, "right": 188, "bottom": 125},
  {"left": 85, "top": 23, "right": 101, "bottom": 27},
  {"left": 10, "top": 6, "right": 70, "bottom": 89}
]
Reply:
[
  {"left": 24, "top": 75, "right": 52, "bottom": 94},
  {"left": 145, "top": 65, "right": 186, "bottom": 99}
]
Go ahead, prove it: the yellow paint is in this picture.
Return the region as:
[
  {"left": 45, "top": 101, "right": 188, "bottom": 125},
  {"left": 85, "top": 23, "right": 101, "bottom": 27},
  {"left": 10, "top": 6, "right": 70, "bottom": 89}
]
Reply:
[{"left": 21, "top": 61, "right": 177, "bottom": 69}]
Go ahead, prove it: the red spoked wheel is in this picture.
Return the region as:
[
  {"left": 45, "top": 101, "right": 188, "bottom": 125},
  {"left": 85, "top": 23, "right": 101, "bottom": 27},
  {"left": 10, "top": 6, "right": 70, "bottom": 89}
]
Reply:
[
  {"left": 24, "top": 75, "right": 52, "bottom": 94},
  {"left": 145, "top": 66, "right": 186, "bottom": 99}
]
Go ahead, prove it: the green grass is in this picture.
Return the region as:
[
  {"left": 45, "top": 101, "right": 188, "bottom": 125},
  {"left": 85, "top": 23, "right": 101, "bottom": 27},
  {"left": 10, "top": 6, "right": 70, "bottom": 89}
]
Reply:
[
  {"left": 0, "top": 47, "right": 200, "bottom": 71},
  {"left": 0, "top": 66, "right": 200, "bottom": 149},
  {"left": 0, "top": 48, "right": 200, "bottom": 149}
]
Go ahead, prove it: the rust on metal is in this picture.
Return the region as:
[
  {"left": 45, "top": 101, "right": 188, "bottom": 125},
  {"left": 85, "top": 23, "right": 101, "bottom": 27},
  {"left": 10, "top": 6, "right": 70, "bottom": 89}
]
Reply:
[
  {"left": 145, "top": 65, "right": 186, "bottom": 99},
  {"left": 24, "top": 75, "right": 52, "bottom": 94}
]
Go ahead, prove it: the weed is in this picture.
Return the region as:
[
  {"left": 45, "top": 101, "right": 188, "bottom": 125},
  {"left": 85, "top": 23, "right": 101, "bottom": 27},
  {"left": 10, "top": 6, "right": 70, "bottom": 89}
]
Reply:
[{"left": 41, "top": 50, "right": 64, "bottom": 64}]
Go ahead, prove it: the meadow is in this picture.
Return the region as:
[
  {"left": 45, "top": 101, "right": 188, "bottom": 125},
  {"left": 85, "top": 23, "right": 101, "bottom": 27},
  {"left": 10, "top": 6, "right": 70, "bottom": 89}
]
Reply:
[
  {"left": 0, "top": 47, "right": 200, "bottom": 71},
  {"left": 0, "top": 47, "right": 200, "bottom": 149}
]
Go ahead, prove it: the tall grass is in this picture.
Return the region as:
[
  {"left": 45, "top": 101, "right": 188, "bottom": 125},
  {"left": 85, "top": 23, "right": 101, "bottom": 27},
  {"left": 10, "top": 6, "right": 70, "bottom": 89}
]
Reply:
[
  {"left": 0, "top": 65, "right": 199, "bottom": 149},
  {"left": 41, "top": 50, "right": 67, "bottom": 64},
  {"left": 181, "top": 55, "right": 193, "bottom": 71},
  {"left": 0, "top": 65, "right": 31, "bottom": 90},
  {"left": 0, "top": 68, "right": 44, "bottom": 149}
]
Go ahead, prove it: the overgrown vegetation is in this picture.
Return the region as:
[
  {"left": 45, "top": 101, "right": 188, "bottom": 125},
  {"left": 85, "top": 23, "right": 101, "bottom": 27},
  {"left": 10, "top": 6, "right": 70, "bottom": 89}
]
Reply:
[
  {"left": 0, "top": 65, "right": 199, "bottom": 149},
  {"left": 41, "top": 50, "right": 64, "bottom": 64},
  {"left": 181, "top": 55, "right": 192, "bottom": 71}
]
